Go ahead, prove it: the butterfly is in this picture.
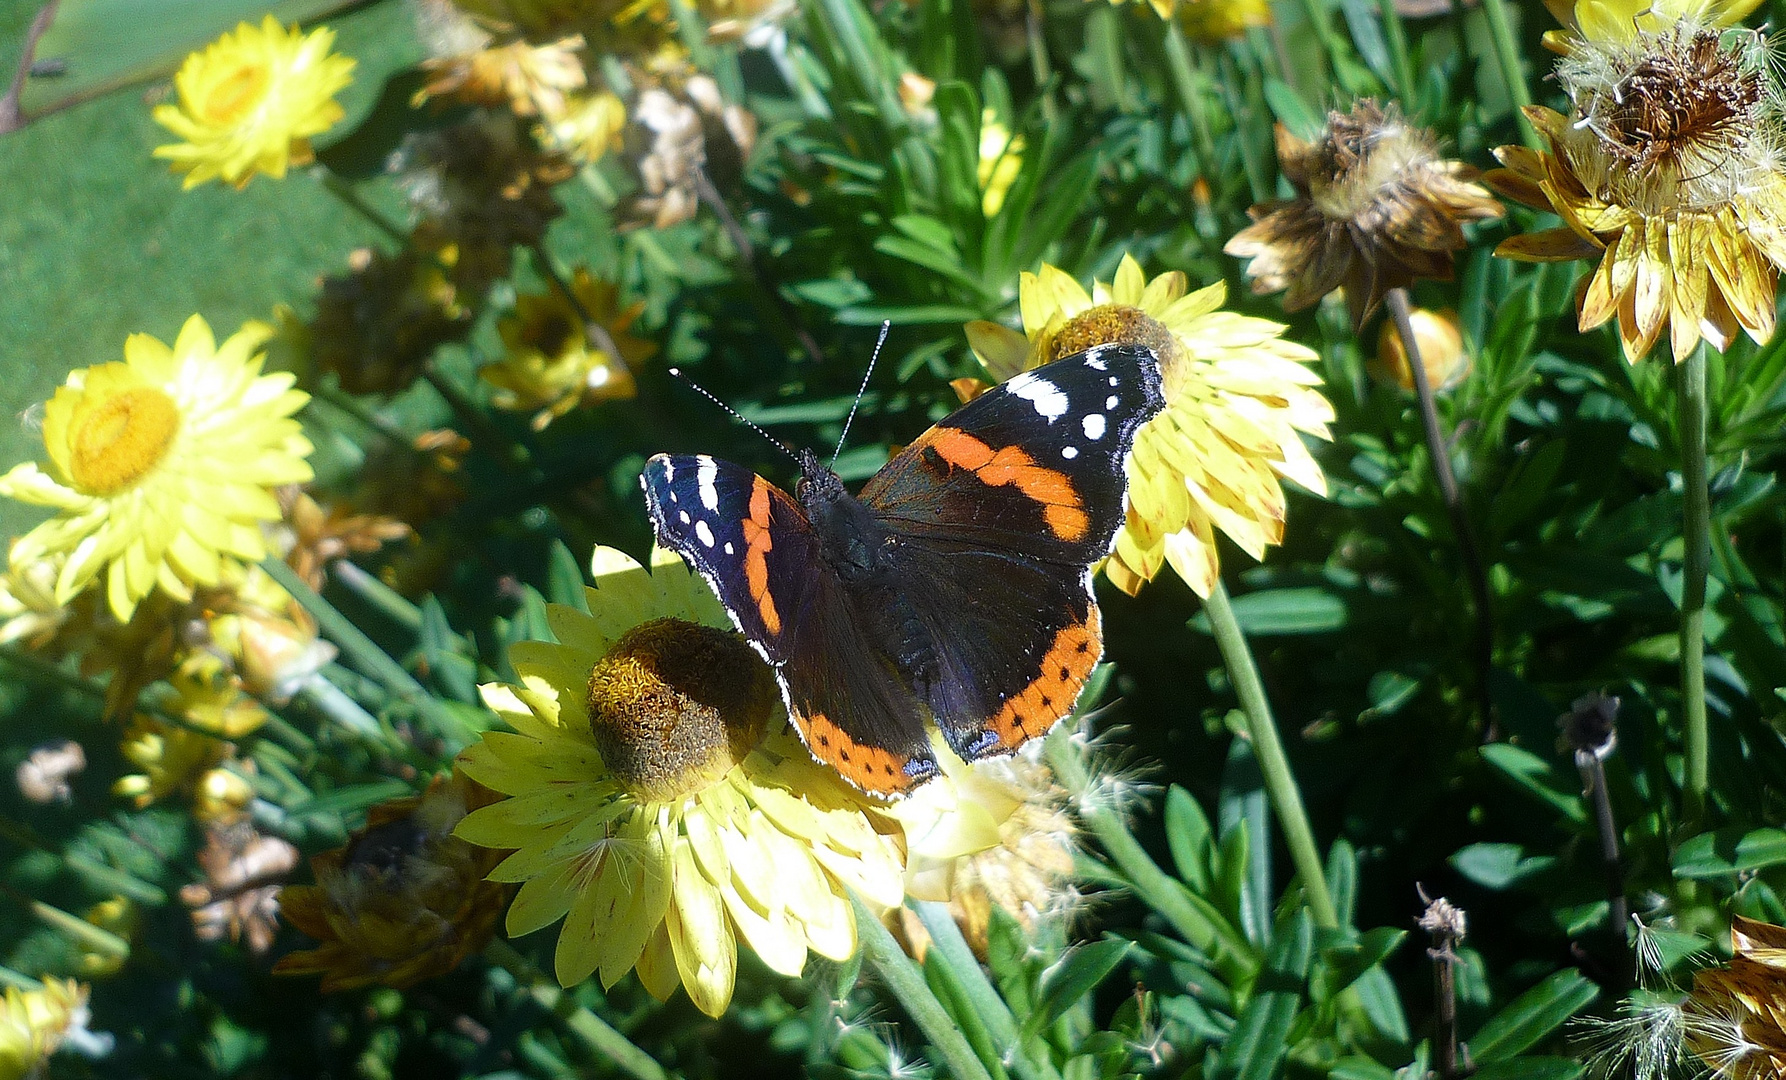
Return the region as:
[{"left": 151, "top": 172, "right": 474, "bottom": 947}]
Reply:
[{"left": 640, "top": 343, "right": 1164, "bottom": 797}]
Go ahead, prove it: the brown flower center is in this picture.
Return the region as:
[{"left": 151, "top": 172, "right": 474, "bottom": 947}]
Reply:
[
  {"left": 68, "top": 387, "right": 180, "bottom": 496},
  {"left": 200, "top": 63, "right": 270, "bottom": 127},
  {"left": 1048, "top": 304, "right": 1180, "bottom": 367},
  {"left": 586, "top": 619, "right": 777, "bottom": 802},
  {"left": 1597, "top": 27, "right": 1760, "bottom": 175}
]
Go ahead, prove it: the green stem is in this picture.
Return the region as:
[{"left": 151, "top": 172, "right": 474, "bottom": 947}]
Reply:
[
  {"left": 332, "top": 560, "right": 424, "bottom": 634},
  {"left": 1026, "top": 0, "right": 1057, "bottom": 125},
  {"left": 1293, "top": 0, "right": 1347, "bottom": 82},
  {"left": 1202, "top": 581, "right": 1339, "bottom": 930},
  {"left": 484, "top": 940, "right": 672, "bottom": 1080},
  {"left": 1164, "top": 24, "right": 1219, "bottom": 185},
  {"left": 316, "top": 169, "right": 410, "bottom": 247},
  {"left": 912, "top": 902, "right": 1063, "bottom": 1080},
  {"left": 1375, "top": 0, "right": 1415, "bottom": 107},
  {"left": 1477, "top": 0, "right": 1540, "bottom": 150},
  {"left": 849, "top": 892, "right": 996, "bottom": 1080},
  {"left": 1679, "top": 344, "right": 1710, "bottom": 822}
]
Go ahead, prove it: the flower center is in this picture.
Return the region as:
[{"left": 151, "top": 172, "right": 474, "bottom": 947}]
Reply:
[
  {"left": 68, "top": 387, "right": 180, "bottom": 496},
  {"left": 1598, "top": 29, "right": 1759, "bottom": 175},
  {"left": 200, "top": 62, "right": 270, "bottom": 127},
  {"left": 1048, "top": 304, "right": 1180, "bottom": 367},
  {"left": 586, "top": 618, "right": 777, "bottom": 802}
]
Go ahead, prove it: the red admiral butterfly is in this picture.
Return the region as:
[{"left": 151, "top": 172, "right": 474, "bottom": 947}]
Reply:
[{"left": 641, "top": 343, "right": 1164, "bottom": 797}]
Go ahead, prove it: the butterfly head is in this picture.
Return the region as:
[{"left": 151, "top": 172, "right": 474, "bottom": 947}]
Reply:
[{"left": 794, "top": 447, "right": 848, "bottom": 509}]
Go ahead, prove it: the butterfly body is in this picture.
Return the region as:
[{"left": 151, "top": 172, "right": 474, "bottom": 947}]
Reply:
[{"left": 642, "top": 343, "right": 1164, "bottom": 797}]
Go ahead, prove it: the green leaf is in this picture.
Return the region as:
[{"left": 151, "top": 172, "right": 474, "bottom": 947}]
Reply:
[
  {"left": 1165, "top": 785, "right": 1213, "bottom": 891},
  {"left": 1674, "top": 827, "right": 1786, "bottom": 878},
  {"left": 1018, "top": 938, "right": 1133, "bottom": 1044},
  {"left": 419, "top": 596, "right": 478, "bottom": 704},
  {"left": 1312, "top": 927, "right": 1406, "bottom": 1003},
  {"left": 1491, "top": 438, "right": 1568, "bottom": 539},
  {"left": 1479, "top": 743, "right": 1588, "bottom": 824},
  {"left": 1450, "top": 843, "right": 1555, "bottom": 890},
  {"left": 1190, "top": 587, "right": 1349, "bottom": 635},
  {"left": 1470, "top": 1060, "right": 1584, "bottom": 1080},
  {"left": 1212, "top": 912, "right": 1313, "bottom": 1080},
  {"left": 1467, "top": 970, "right": 1598, "bottom": 1062},
  {"left": 1262, "top": 78, "right": 1323, "bottom": 141},
  {"left": 16, "top": 0, "right": 365, "bottom": 121},
  {"left": 546, "top": 541, "right": 589, "bottom": 613}
]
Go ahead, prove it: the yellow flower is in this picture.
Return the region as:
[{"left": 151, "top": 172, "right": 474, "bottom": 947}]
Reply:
[
  {"left": 167, "top": 652, "right": 271, "bottom": 740},
  {"left": 0, "top": 544, "right": 68, "bottom": 649},
  {"left": 482, "top": 269, "right": 656, "bottom": 430},
  {"left": 454, "top": 546, "right": 905, "bottom": 1017},
  {"left": 0, "top": 315, "right": 313, "bottom": 621},
  {"left": 113, "top": 716, "right": 222, "bottom": 808},
  {"left": 1225, "top": 102, "right": 1504, "bottom": 329},
  {"left": 275, "top": 774, "right": 510, "bottom": 991},
  {"left": 0, "top": 978, "right": 90, "bottom": 1080},
  {"left": 967, "top": 256, "right": 1334, "bottom": 598},
  {"left": 152, "top": 16, "right": 356, "bottom": 189},
  {"left": 978, "top": 110, "right": 1024, "bottom": 218},
  {"left": 1370, "top": 307, "right": 1470, "bottom": 393},
  {"left": 1541, "top": 0, "right": 1759, "bottom": 52},
  {"left": 1178, "top": 0, "right": 1271, "bottom": 43},
  {"left": 541, "top": 90, "right": 628, "bottom": 164},
  {"left": 1484, "top": 13, "right": 1786, "bottom": 362}
]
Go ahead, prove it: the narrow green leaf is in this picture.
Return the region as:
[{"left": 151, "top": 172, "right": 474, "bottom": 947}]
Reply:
[
  {"left": 1017, "top": 939, "right": 1133, "bottom": 1044},
  {"left": 1467, "top": 970, "right": 1598, "bottom": 1062},
  {"left": 1190, "top": 587, "right": 1349, "bottom": 635},
  {"left": 1674, "top": 827, "right": 1786, "bottom": 878},
  {"left": 547, "top": 541, "right": 589, "bottom": 613},
  {"left": 1262, "top": 78, "right": 1324, "bottom": 141},
  {"left": 1212, "top": 913, "right": 1313, "bottom": 1080},
  {"left": 1479, "top": 743, "right": 1588, "bottom": 824},
  {"left": 1164, "top": 785, "right": 1213, "bottom": 891}
]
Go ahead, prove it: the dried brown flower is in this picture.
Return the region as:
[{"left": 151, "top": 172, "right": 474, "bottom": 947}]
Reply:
[
  {"left": 619, "top": 62, "right": 756, "bottom": 230},
  {"left": 16, "top": 740, "right": 85, "bottom": 805},
  {"left": 310, "top": 244, "right": 472, "bottom": 396},
  {"left": 181, "top": 822, "right": 300, "bottom": 954},
  {"left": 278, "top": 488, "right": 412, "bottom": 591},
  {"left": 1226, "top": 101, "right": 1504, "bottom": 328}
]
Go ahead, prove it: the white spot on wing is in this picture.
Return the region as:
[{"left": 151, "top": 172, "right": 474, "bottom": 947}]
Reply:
[
  {"left": 1108, "top": 376, "right": 1119, "bottom": 387},
  {"left": 697, "top": 457, "right": 720, "bottom": 511},
  {"left": 662, "top": 459, "right": 675, "bottom": 481},
  {"left": 1106, "top": 394, "right": 1119, "bottom": 409},
  {"left": 1083, "top": 351, "right": 1108, "bottom": 370},
  {"left": 1062, "top": 446, "right": 1079, "bottom": 459},
  {"left": 695, "top": 519, "right": 716, "bottom": 548},
  {"left": 724, "top": 541, "right": 735, "bottom": 555},
  {"left": 1083, "top": 413, "right": 1107, "bottom": 440},
  {"left": 679, "top": 510, "right": 691, "bottom": 524},
  {"left": 1006, "top": 371, "right": 1069, "bottom": 421}
]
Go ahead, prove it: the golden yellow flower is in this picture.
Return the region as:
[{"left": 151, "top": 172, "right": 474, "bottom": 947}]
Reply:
[
  {"left": 167, "top": 651, "right": 271, "bottom": 740},
  {"left": 275, "top": 774, "right": 510, "bottom": 992},
  {"left": 1226, "top": 102, "right": 1504, "bottom": 329},
  {"left": 419, "top": 34, "right": 587, "bottom": 117},
  {"left": 1682, "top": 915, "right": 1786, "bottom": 1077},
  {"left": 1484, "top": 13, "right": 1786, "bottom": 362},
  {"left": 967, "top": 256, "right": 1334, "bottom": 598},
  {"left": 1177, "top": 0, "right": 1271, "bottom": 43},
  {"left": 0, "top": 544, "right": 68, "bottom": 649},
  {"left": 0, "top": 315, "right": 313, "bottom": 621},
  {"left": 192, "top": 767, "right": 256, "bottom": 825},
  {"left": 0, "top": 978, "right": 90, "bottom": 1080},
  {"left": 152, "top": 16, "right": 356, "bottom": 189},
  {"left": 76, "top": 897, "right": 139, "bottom": 979},
  {"left": 482, "top": 269, "right": 656, "bottom": 430},
  {"left": 978, "top": 110, "right": 1024, "bottom": 218},
  {"left": 541, "top": 90, "right": 629, "bottom": 164},
  {"left": 1541, "top": 0, "right": 1759, "bottom": 52},
  {"left": 1370, "top": 306, "right": 1469, "bottom": 393},
  {"left": 113, "top": 716, "right": 222, "bottom": 809},
  {"left": 454, "top": 546, "right": 905, "bottom": 1017}
]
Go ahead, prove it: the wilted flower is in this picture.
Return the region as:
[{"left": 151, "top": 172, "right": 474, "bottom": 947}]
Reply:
[
  {"left": 1370, "top": 306, "right": 1469, "bottom": 392},
  {"left": 619, "top": 64, "right": 756, "bottom": 230},
  {"left": 151, "top": 16, "right": 355, "bottom": 188},
  {"left": 452, "top": 0, "right": 678, "bottom": 58},
  {"left": 180, "top": 822, "right": 299, "bottom": 954},
  {"left": 1226, "top": 101, "right": 1504, "bottom": 328},
  {"left": 0, "top": 316, "right": 313, "bottom": 621},
  {"left": 482, "top": 268, "right": 655, "bottom": 429},
  {"left": 277, "top": 488, "right": 412, "bottom": 590},
  {"left": 967, "top": 256, "right": 1334, "bottom": 598},
  {"left": 0, "top": 978, "right": 92, "bottom": 1080},
  {"left": 420, "top": 34, "right": 587, "bottom": 117},
  {"left": 887, "top": 737, "right": 1078, "bottom": 957},
  {"left": 1681, "top": 915, "right": 1786, "bottom": 1077},
  {"left": 454, "top": 546, "right": 904, "bottom": 1017},
  {"left": 1485, "top": 0, "right": 1786, "bottom": 361},
  {"left": 275, "top": 774, "right": 509, "bottom": 991},
  {"left": 15, "top": 741, "right": 85, "bottom": 806},
  {"left": 310, "top": 244, "right": 472, "bottom": 396}
]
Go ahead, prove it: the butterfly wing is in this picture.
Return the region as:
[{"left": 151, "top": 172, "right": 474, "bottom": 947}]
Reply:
[
  {"left": 859, "top": 344, "right": 1164, "bottom": 759},
  {"left": 640, "top": 454, "right": 940, "bottom": 795}
]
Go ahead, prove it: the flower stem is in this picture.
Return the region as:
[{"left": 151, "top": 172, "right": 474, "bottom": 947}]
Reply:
[
  {"left": 912, "top": 902, "right": 1064, "bottom": 1080},
  {"left": 315, "top": 169, "right": 410, "bottom": 247},
  {"left": 1026, "top": 0, "right": 1057, "bottom": 125},
  {"left": 1679, "top": 342, "right": 1711, "bottom": 823},
  {"left": 1387, "top": 288, "right": 1496, "bottom": 739},
  {"left": 1477, "top": 0, "right": 1540, "bottom": 150},
  {"left": 848, "top": 892, "right": 997, "bottom": 1080},
  {"left": 1202, "top": 581, "right": 1338, "bottom": 930},
  {"left": 483, "top": 940, "right": 671, "bottom": 1080},
  {"left": 1163, "top": 24, "right": 1218, "bottom": 185}
]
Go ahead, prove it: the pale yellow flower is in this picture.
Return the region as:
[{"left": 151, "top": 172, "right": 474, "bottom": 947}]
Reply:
[
  {"left": 455, "top": 546, "right": 905, "bottom": 1017},
  {"left": 0, "top": 316, "right": 313, "bottom": 621},
  {"left": 152, "top": 16, "right": 356, "bottom": 189},
  {"left": 968, "top": 256, "right": 1333, "bottom": 598},
  {"left": 482, "top": 269, "right": 656, "bottom": 430},
  {"left": 978, "top": 110, "right": 1024, "bottom": 218},
  {"left": 0, "top": 978, "right": 90, "bottom": 1080}
]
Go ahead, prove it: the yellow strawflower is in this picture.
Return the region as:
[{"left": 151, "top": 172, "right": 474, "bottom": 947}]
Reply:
[
  {"left": 454, "top": 546, "right": 905, "bottom": 1017},
  {"left": 482, "top": 269, "right": 656, "bottom": 430},
  {"left": 978, "top": 110, "right": 1024, "bottom": 218},
  {"left": 152, "top": 16, "right": 356, "bottom": 189},
  {"left": 1485, "top": 0, "right": 1786, "bottom": 361},
  {"left": 967, "top": 256, "right": 1333, "bottom": 598},
  {"left": 0, "top": 978, "right": 90, "bottom": 1080},
  {"left": 0, "top": 316, "right": 313, "bottom": 621}
]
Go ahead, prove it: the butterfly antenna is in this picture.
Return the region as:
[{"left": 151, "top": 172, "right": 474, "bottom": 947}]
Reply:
[
  {"left": 666, "top": 367, "right": 800, "bottom": 463},
  {"left": 832, "top": 322, "right": 889, "bottom": 466}
]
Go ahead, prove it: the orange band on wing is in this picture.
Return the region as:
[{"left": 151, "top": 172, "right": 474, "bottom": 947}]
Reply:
[
  {"left": 926, "top": 428, "right": 1090, "bottom": 542},
  {"left": 799, "top": 711, "right": 929, "bottom": 797},
  {"left": 986, "top": 608, "right": 1102, "bottom": 747},
  {"left": 741, "top": 477, "right": 782, "bottom": 635}
]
